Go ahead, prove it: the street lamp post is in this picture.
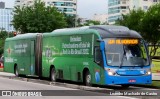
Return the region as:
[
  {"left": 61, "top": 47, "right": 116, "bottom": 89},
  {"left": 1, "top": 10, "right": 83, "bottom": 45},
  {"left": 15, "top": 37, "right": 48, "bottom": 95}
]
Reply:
[
  {"left": 7, "top": 13, "right": 9, "bottom": 37},
  {"left": 75, "top": 0, "right": 77, "bottom": 27}
]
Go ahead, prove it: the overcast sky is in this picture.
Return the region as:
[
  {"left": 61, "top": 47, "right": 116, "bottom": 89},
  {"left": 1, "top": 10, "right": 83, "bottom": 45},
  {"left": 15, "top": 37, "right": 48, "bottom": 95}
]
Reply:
[{"left": 1, "top": 0, "right": 108, "bottom": 19}]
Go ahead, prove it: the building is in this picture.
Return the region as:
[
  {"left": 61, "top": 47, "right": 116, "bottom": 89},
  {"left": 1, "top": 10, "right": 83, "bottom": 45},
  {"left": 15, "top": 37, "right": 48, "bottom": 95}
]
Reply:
[
  {"left": 0, "top": 1, "right": 5, "bottom": 9},
  {"left": 0, "top": 2, "right": 14, "bottom": 32},
  {"left": 14, "top": 0, "right": 77, "bottom": 16},
  {"left": 78, "top": 18, "right": 89, "bottom": 25},
  {"left": 92, "top": 14, "right": 108, "bottom": 24},
  {"left": 108, "top": 0, "right": 160, "bottom": 24}
]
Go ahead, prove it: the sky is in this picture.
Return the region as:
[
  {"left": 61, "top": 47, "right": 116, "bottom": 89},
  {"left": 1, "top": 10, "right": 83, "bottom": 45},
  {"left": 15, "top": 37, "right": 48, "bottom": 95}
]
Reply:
[{"left": 0, "top": 0, "right": 108, "bottom": 19}]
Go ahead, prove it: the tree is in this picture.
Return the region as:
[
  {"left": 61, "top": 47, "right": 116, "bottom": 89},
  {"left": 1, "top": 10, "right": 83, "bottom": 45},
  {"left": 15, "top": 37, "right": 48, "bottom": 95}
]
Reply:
[
  {"left": 12, "top": 0, "right": 67, "bottom": 33},
  {"left": 64, "top": 14, "right": 76, "bottom": 28},
  {"left": 0, "top": 30, "right": 7, "bottom": 55},
  {"left": 83, "top": 20, "right": 101, "bottom": 26},
  {"left": 141, "top": 3, "right": 160, "bottom": 56},
  {"left": 64, "top": 14, "right": 83, "bottom": 27},
  {"left": 115, "top": 8, "right": 145, "bottom": 32}
]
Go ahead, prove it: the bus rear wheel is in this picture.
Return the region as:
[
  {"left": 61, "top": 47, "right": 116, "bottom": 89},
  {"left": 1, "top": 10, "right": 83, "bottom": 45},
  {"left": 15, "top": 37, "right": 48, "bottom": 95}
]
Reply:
[
  {"left": 14, "top": 66, "right": 19, "bottom": 77},
  {"left": 85, "top": 71, "right": 92, "bottom": 86},
  {"left": 50, "top": 68, "right": 56, "bottom": 82}
]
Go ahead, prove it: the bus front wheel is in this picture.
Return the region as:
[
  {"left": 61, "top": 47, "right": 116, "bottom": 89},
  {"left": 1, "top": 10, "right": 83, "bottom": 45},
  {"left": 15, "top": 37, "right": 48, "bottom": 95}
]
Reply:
[
  {"left": 85, "top": 71, "right": 92, "bottom": 86},
  {"left": 50, "top": 68, "right": 56, "bottom": 82}
]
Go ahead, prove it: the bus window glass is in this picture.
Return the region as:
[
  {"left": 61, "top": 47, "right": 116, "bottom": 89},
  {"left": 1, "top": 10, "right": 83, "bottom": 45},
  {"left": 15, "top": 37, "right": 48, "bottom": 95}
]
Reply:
[
  {"left": 104, "top": 38, "right": 149, "bottom": 66},
  {"left": 94, "top": 47, "right": 103, "bottom": 66}
]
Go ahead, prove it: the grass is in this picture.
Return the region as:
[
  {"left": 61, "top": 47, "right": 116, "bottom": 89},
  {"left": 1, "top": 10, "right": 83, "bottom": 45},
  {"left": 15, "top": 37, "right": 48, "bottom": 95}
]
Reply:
[
  {"left": 0, "top": 68, "right": 3, "bottom": 72},
  {"left": 151, "top": 81, "right": 160, "bottom": 88},
  {"left": 151, "top": 59, "right": 160, "bottom": 73},
  {"left": 150, "top": 59, "right": 160, "bottom": 88}
]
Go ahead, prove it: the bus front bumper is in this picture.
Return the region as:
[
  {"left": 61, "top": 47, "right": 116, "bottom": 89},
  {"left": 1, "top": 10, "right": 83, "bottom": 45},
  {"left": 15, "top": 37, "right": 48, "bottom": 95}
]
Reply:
[{"left": 105, "top": 73, "right": 152, "bottom": 85}]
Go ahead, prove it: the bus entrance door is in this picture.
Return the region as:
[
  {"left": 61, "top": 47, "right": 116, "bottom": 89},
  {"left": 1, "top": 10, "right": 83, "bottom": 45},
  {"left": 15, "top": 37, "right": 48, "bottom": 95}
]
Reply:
[{"left": 94, "top": 46, "right": 103, "bottom": 84}]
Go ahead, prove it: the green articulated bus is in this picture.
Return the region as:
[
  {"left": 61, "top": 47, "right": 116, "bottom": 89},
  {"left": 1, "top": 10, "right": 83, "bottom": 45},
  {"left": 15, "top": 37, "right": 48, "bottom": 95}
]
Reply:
[{"left": 4, "top": 25, "right": 151, "bottom": 87}]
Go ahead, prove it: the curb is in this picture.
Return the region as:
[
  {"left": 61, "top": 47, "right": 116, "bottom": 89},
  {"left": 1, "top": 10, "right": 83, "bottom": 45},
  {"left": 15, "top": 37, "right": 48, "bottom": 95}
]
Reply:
[{"left": 0, "top": 73, "right": 159, "bottom": 91}]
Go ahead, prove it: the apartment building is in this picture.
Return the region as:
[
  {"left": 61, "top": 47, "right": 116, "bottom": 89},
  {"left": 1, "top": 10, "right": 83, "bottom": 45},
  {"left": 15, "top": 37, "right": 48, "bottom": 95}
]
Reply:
[
  {"left": 14, "top": 0, "right": 77, "bottom": 16},
  {"left": 0, "top": 2, "right": 14, "bottom": 32},
  {"left": 0, "top": 1, "right": 5, "bottom": 8},
  {"left": 108, "top": 0, "right": 160, "bottom": 24}
]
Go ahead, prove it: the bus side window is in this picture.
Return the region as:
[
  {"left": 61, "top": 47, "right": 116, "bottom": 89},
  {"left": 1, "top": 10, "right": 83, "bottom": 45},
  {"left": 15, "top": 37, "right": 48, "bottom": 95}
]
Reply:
[{"left": 94, "top": 46, "right": 103, "bottom": 67}]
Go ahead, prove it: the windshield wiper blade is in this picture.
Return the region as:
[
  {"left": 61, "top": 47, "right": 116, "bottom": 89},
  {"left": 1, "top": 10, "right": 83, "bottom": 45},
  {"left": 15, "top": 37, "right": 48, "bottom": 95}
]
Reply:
[{"left": 119, "top": 45, "right": 125, "bottom": 68}]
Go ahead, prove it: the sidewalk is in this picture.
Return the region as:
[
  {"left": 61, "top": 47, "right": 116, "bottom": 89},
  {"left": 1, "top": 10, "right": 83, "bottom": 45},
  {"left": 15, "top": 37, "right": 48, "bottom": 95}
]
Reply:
[
  {"left": 152, "top": 73, "right": 160, "bottom": 80},
  {"left": 0, "top": 72, "right": 15, "bottom": 77}
]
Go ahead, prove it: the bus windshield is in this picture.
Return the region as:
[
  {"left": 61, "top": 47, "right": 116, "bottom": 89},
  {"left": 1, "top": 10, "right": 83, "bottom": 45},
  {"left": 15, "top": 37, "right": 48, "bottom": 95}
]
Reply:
[{"left": 104, "top": 38, "right": 149, "bottom": 66}]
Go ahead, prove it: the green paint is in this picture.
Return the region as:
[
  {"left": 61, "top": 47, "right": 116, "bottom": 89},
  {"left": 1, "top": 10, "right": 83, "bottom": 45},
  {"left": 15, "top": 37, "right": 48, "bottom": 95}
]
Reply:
[{"left": 4, "top": 28, "right": 104, "bottom": 84}]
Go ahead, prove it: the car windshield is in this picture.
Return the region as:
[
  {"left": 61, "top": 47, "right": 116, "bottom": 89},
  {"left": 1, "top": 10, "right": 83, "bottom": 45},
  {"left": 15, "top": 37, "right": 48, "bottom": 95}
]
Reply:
[{"left": 104, "top": 38, "right": 149, "bottom": 66}]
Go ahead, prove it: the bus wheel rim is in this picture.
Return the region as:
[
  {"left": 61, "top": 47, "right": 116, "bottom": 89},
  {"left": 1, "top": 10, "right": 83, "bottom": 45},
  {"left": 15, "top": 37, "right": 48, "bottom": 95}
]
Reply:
[
  {"left": 52, "top": 69, "right": 55, "bottom": 81},
  {"left": 15, "top": 68, "right": 18, "bottom": 76},
  {"left": 86, "top": 74, "right": 91, "bottom": 84}
]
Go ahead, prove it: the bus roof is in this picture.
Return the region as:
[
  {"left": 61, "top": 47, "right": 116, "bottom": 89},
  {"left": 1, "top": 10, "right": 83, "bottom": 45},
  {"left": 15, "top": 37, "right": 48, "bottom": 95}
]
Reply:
[
  {"left": 5, "top": 33, "right": 41, "bottom": 41},
  {"left": 89, "top": 25, "right": 142, "bottom": 38},
  {"left": 6, "top": 25, "right": 142, "bottom": 41},
  {"left": 52, "top": 25, "right": 142, "bottom": 39}
]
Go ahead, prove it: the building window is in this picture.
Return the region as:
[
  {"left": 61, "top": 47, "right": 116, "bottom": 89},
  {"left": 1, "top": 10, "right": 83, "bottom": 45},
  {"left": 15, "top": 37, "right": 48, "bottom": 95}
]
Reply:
[
  {"left": 153, "top": 0, "right": 157, "bottom": 2},
  {"left": 143, "top": 6, "right": 148, "bottom": 10},
  {"left": 143, "top": 0, "right": 148, "bottom": 1},
  {"left": 121, "top": 6, "right": 126, "bottom": 9}
]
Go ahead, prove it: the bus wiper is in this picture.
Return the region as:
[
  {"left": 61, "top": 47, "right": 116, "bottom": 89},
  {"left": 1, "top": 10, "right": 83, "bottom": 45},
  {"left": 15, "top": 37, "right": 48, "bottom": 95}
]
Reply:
[{"left": 119, "top": 45, "right": 125, "bottom": 68}]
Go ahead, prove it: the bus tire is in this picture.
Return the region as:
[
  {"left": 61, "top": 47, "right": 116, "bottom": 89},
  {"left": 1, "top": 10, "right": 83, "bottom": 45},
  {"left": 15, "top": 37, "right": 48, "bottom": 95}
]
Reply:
[
  {"left": 50, "top": 68, "right": 56, "bottom": 82},
  {"left": 121, "top": 85, "right": 130, "bottom": 88},
  {"left": 14, "top": 66, "right": 19, "bottom": 77},
  {"left": 85, "top": 71, "right": 92, "bottom": 86}
]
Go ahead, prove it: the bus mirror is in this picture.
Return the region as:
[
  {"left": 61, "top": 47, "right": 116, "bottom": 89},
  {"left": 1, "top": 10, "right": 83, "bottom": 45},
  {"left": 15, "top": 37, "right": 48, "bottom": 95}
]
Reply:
[
  {"left": 100, "top": 41, "right": 105, "bottom": 50},
  {"left": 96, "top": 61, "right": 100, "bottom": 65}
]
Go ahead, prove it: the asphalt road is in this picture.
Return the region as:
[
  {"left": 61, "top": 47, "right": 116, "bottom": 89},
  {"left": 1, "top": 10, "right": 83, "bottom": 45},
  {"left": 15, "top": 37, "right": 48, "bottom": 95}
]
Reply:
[
  {"left": 0, "top": 76, "right": 138, "bottom": 99},
  {"left": 0, "top": 72, "right": 159, "bottom": 99}
]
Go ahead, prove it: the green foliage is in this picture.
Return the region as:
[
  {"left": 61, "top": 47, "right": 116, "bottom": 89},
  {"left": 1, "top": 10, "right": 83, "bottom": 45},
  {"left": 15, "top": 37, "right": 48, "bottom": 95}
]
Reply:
[
  {"left": 0, "top": 31, "right": 7, "bottom": 55},
  {"left": 149, "top": 46, "right": 160, "bottom": 57},
  {"left": 141, "top": 3, "right": 160, "bottom": 56},
  {"left": 64, "top": 14, "right": 76, "bottom": 28},
  {"left": 83, "top": 20, "right": 101, "bottom": 26},
  {"left": 12, "top": 0, "right": 67, "bottom": 33},
  {"left": 115, "top": 8, "right": 145, "bottom": 32},
  {"left": 64, "top": 14, "right": 86, "bottom": 27}
]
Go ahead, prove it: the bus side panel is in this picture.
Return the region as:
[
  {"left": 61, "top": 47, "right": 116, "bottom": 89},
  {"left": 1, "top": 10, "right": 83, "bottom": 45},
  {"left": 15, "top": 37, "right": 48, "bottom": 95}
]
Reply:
[
  {"left": 42, "top": 36, "right": 71, "bottom": 79},
  {"left": 4, "top": 41, "right": 14, "bottom": 73},
  {"left": 42, "top": 33, "right": 102, "bottom": 83},
  {"left": 4, "top": 39, "right": 33, "bottom": 75}
]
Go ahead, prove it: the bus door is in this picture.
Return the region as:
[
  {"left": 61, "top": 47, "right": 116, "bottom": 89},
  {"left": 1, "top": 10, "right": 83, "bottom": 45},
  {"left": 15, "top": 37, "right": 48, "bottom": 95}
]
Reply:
[
  {"left": 35, "top": 34, "right": 42, "bottom": 77},
  {"left": 94, "top": 46, "right": 103, "bottom": 84},
  {"left": 30, "top": 40, "right": 35, "bottom": 75}
]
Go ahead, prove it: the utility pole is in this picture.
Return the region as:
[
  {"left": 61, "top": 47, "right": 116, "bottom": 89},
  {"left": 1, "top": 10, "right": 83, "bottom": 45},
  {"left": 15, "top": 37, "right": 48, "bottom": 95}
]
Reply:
[
  {"left": 7, "top": 13, "right": 9, "bottom": 37},
  {"left": 75, "top": 0, "right": 77, "bottom": 27}
]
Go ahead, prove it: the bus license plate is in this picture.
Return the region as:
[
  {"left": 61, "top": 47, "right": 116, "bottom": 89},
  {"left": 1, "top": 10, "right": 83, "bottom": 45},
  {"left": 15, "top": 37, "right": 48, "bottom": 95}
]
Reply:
[{"left": 128, "top": 79, "right": 136, "bottom": 82}]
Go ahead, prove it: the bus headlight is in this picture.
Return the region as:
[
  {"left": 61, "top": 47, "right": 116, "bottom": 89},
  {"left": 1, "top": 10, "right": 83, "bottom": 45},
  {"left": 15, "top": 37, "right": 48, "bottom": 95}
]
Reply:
[
  {"left": 108, "top": 71, "right": 116, "bottom": 76},
  {"left": 146, "top": 70, "right": 151, "bottom": 75},
  {"left": 105, "top": 68, "right": 117, "bottom": 76}
]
